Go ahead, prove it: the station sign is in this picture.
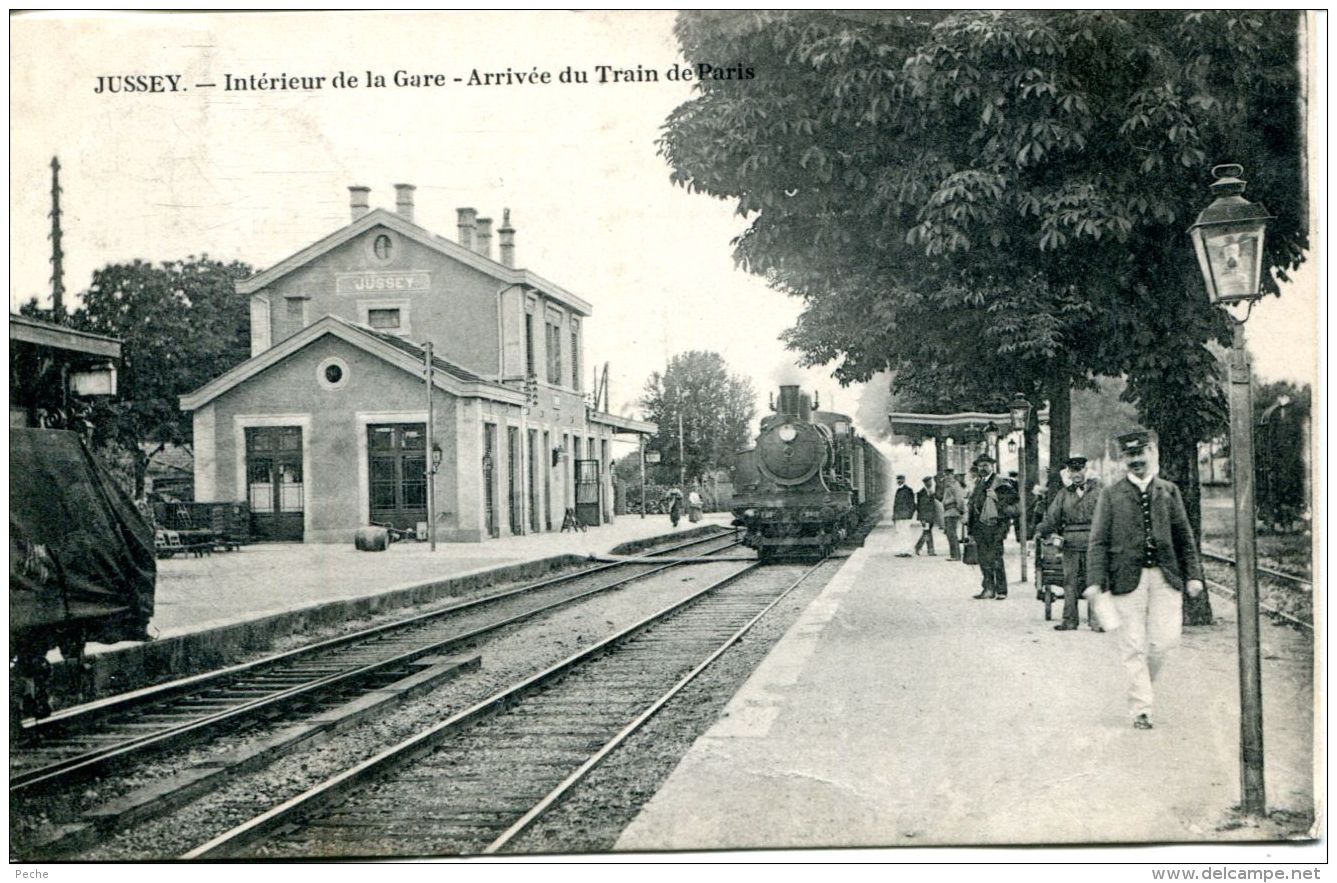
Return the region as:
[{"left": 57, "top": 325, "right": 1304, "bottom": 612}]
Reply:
[{"left": 336, "top": 271, "right": 431, "bottom": 294}]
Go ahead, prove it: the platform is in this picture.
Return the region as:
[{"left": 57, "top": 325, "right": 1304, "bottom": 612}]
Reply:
[
  {"left": 617, "top": 520, "right": 1318, "bottom": 855},
  {"left": 52, "top": 514, "right": 732, "bottom": 705},
  {"left": 147, "top": 512, "right": 733, "bottom": 638}
]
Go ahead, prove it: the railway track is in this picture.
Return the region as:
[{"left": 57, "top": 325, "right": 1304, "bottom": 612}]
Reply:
[
  {"left": 1199, "top": 547, "right": 1313, "bottom": 632},
  {"left": 11, "top": 530, "right": 741, "bottom": 803},
  {"left": 185, "top": 557, "right": 837, "bottom": 859}
]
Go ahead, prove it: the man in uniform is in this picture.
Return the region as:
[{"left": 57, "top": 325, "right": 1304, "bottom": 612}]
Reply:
[
  {"left": 967, "top": 454, "right": 1013, "bottom": 599},
  {"left": 892, "top": 475, "right": 915, "bottom": 528},
  {"left": 1035, "top": 455, "right": 1102, "bottom": 631},
  {"left": 913, "top": 475, "right": 938, "bottom": 556},
  {"left": 1084, "top": 431, "right": 1204, "bottom": 730},
  {"left": 939, "top": 468, "right": 965, "bottom": 560}
]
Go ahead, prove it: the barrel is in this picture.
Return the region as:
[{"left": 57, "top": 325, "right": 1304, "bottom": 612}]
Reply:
[{"left": 354, "top": 526, "right": 389, "bottom": 552}]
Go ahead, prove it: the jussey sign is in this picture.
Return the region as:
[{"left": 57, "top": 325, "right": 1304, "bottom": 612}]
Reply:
[{"left": 335, "top": 272, "right": 431, "bottom": 294}]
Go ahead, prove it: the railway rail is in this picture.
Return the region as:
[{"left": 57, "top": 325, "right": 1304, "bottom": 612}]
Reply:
[
  {"left": 11, "top": 530, "right": 741, "bottom": 803},
  {"left": 1199, "top": 547, "right": 1313, "bottom": 632},
  {"left": 185, "top": 557, "right": 837, "bottom": 859}
]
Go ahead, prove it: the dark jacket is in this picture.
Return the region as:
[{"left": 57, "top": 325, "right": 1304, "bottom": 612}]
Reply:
[
  {"left": 915, "top": 487, "right": 938, "bottom": 523},
  {"left": 967, "top": 473, "right": 1017, "bottom": 531},
  {"left": 1085, "top": 475, "right": 1204, "bottom": 595},
  {"left": 892, "top": 485, "right": 915, "bottom": 519},
  {"left": 1035, "top": 478, "right": 1102, "bottom": 551}
]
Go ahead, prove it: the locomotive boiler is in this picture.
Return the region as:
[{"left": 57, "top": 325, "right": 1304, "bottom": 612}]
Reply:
[{"left": 731, "top": 385, "right": 887, "bottom": 559}]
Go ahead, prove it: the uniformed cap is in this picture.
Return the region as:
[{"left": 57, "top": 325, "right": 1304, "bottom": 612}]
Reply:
[
  {"left": 1066, "top": 455, "right": 1088, "bottom": 469},
  {"left": 896, "top": 474, "right": 906, "bottom": 480},
  {"left": 972, "top": 455, "right": 995, "bottom": 465},
  {"left": 943, "top": 468, "right": 956, "bottom": 474},
  {"left": 923, "top": 475, "right": 935, "bottom": 482},
  {"left": 1116, "top": 431, "right": 1154, "bottom": 455}
]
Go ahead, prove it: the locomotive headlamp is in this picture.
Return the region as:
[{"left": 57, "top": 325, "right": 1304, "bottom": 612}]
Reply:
[
  {"left": 1188, "top": 164, "right": 1273, "bottom": 309},
  {"left": 778, "top": 425, "right": 798, "bottom": 443}
]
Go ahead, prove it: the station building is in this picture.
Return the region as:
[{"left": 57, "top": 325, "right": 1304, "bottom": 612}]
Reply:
[{"left": 181, "top": 185, "right": 653, "bottom": 543}]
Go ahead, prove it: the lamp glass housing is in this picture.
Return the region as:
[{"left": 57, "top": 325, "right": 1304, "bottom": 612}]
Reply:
[
  {"left": 1188, "top": 164, "right": 1274, "bottom": 306},
  {"left": 1190, "top": 220, "right": 1268, "bottom": 305},
  {"left": 431, "top": 444, "right": 443, "bottom": 468},
  {"left": 1009, "top": 394, "right": 1031, "bottom": 430}
]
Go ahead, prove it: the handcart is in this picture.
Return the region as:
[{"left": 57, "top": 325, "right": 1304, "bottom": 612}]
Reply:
[{"left": 1035, "top": 540, "right": 1066, "bottom": 621}]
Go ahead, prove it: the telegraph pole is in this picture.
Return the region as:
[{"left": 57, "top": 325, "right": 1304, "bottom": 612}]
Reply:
[
  {"left": 425, "top": 342, "right": 436, "bottom": 551},
  {"left": 49, "top": 156, "right": 65, "bottom": 323}
]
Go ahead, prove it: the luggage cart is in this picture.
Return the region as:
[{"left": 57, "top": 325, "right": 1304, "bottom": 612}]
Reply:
[{"left": 1035, "top": 540, "right": 1066, "bottom": 621}]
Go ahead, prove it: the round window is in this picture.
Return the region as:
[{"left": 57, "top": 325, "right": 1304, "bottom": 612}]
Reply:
[
  {"left": 317, "top": 357, "right": 349, "bottom": 390},
  {"left": 370, "top": 232, "right": 395, "bottom": 264}
]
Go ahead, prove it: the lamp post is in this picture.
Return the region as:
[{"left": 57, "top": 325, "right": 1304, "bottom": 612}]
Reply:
[
  {"left": 424, "top": 341, "right": 437, "bottom": 551},
  {"left": 1009, "top": 394, "right": 1031, "bottom": 583},
  {"left": 639, "top": 435, "right": 647, "bottom": 519},
  {"left": 1188, "top": 162, "right": 1273, "bottom": 817}
]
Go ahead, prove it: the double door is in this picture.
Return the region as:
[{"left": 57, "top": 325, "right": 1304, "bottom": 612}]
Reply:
[
  {"left": 246, "top": 426, "right": 304, "bottom": 541},
  {"left": 368, "top": 423, "right": 428, "bottom": 532}
]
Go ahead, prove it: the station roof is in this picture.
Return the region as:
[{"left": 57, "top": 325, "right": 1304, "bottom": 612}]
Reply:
[
  {"left": 588, "top": 411, "right": 657, "bottom": 436},
  {"left": 180, "top": 314, "right": 525, "bottom": 411},
  {"left": 236, "top": 208, "right": 593, "bottom": 317},
  {"left": 10, "top": 314, "right": 121, "bottom": 359}
]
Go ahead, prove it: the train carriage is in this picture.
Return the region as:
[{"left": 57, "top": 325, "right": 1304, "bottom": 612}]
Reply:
[{"left": 10, "top": 428, "right": 156, "bottom": 722}]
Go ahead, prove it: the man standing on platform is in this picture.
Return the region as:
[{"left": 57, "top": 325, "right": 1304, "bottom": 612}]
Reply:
[
  {"left": 913, "top": 475, "right": 938, "bottom": 556},
  {"left": 1084, "top": 431, "right": 1204, "bottom": 730},
  {"left": 1036, "top": 455, "right": 1103, "bottom": 632},
  {"left": 967, "top": 454, "right": 1013, "bottom": 599},
  {"left": 939, "top": 468, "right": 965, "bottom": 560},
  {"left": 892, "top": 476, "right": 915, "bottom": 528}
]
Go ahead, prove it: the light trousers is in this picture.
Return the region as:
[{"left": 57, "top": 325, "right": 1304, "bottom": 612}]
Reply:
[{"left": 1109, "top": 567, "right": 1182, "bottom": 719}]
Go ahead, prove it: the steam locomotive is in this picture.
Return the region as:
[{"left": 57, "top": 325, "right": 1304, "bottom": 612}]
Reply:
[{"left": 731, "top": 385, "right": 888, "bottom": 559}]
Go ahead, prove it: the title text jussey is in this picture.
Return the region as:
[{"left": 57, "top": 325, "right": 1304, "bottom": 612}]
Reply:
[{"left": 94, "top": 63, "right": 754, "bottom": 95}]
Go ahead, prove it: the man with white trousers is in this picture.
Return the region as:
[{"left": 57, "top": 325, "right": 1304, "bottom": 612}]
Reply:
[{"left": 1084, "top": 431, "right": 1205, "bottom": 730}]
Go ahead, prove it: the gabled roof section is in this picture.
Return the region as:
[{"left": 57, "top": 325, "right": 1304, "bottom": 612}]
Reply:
[
  {"left": 237, "top": 208, "right": 592, "bottom": 316},
  {"left": 180, "top": 314, "right": 526, "bottom": 411}
]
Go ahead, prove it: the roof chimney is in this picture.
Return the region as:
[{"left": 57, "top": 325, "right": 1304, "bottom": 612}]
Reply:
[
  {"left": 457, "top": 207, "right": 477, "bottom": 250},
  {"left": 349, "top": 185, "right": 370, "bottom": 222},
  {"left": 394, "top": 183, "right": 415, "bottom": 222},
  {"left": 476, "top": 217, "right": 493, "bottom": 259},
  {"left": 498, "top": 209, "right": 516, "bottom": 268}
]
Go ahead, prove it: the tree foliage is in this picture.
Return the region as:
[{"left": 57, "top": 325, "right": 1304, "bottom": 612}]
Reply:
[
  {"left": 64, "top": 256, "right": 254, "bottom": 490},
  {"left": 660, "top": 10, "right": 1307, "bottom": 477},
  {"left": 640, "top": 351, "right": 757, "bottom": 485}
]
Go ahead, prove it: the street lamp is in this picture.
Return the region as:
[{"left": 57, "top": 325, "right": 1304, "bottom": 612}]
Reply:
[
  {"left": 1189, "top": 162, "right": 1272, "bottom": 817},
  {"left": 1008, "top": 394, "right": 1031, "bottom": 582},
  {"left": 984, "top": 422, "right": 999, "bottom": 458}
]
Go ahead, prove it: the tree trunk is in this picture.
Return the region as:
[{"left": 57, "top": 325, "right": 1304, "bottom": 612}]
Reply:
[
  {"left": 1158, "top": 432, "right": 1214, "bottom": 626},
  {"left": 1045, "top": 375, "right": 1071, "bottom": 492}
]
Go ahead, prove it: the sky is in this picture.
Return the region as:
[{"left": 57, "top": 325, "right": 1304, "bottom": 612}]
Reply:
[{"left": 9, "top": 10, "right": 1322, "bottom": 464}]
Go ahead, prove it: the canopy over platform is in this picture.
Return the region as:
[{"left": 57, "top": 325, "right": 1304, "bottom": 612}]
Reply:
[{"left": 888, "top": 407, "right": 1050, "bottom": 444}]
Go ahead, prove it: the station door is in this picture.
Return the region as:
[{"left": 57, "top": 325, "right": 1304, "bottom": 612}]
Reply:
[
  {"left": 575, "top": 458, "right": 602, "bottom": 527},
  {"left": 367, "top": 423, "right": 427, "bottom": 532},
  {"left": 246, "top": 426, "right": 304, "bottom": 541}
]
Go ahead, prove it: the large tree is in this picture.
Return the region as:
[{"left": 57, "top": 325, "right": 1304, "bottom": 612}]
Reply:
[
  {"left": 58, "top": 256, "right": 254, "bottom": 494},
  {"left": 661, "top": 9, "right": 1306, "bottom": 484},
  {"left": 640, "top": 351, "right": 757, "bottom": 486},
  {"left": 662, "top": 11, "right": 1308, "bottom": 622}
]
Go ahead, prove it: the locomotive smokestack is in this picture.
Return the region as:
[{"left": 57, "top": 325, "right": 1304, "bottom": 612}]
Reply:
[{"left": 778, "top": 385, "right": 800, "bottom": 417}]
